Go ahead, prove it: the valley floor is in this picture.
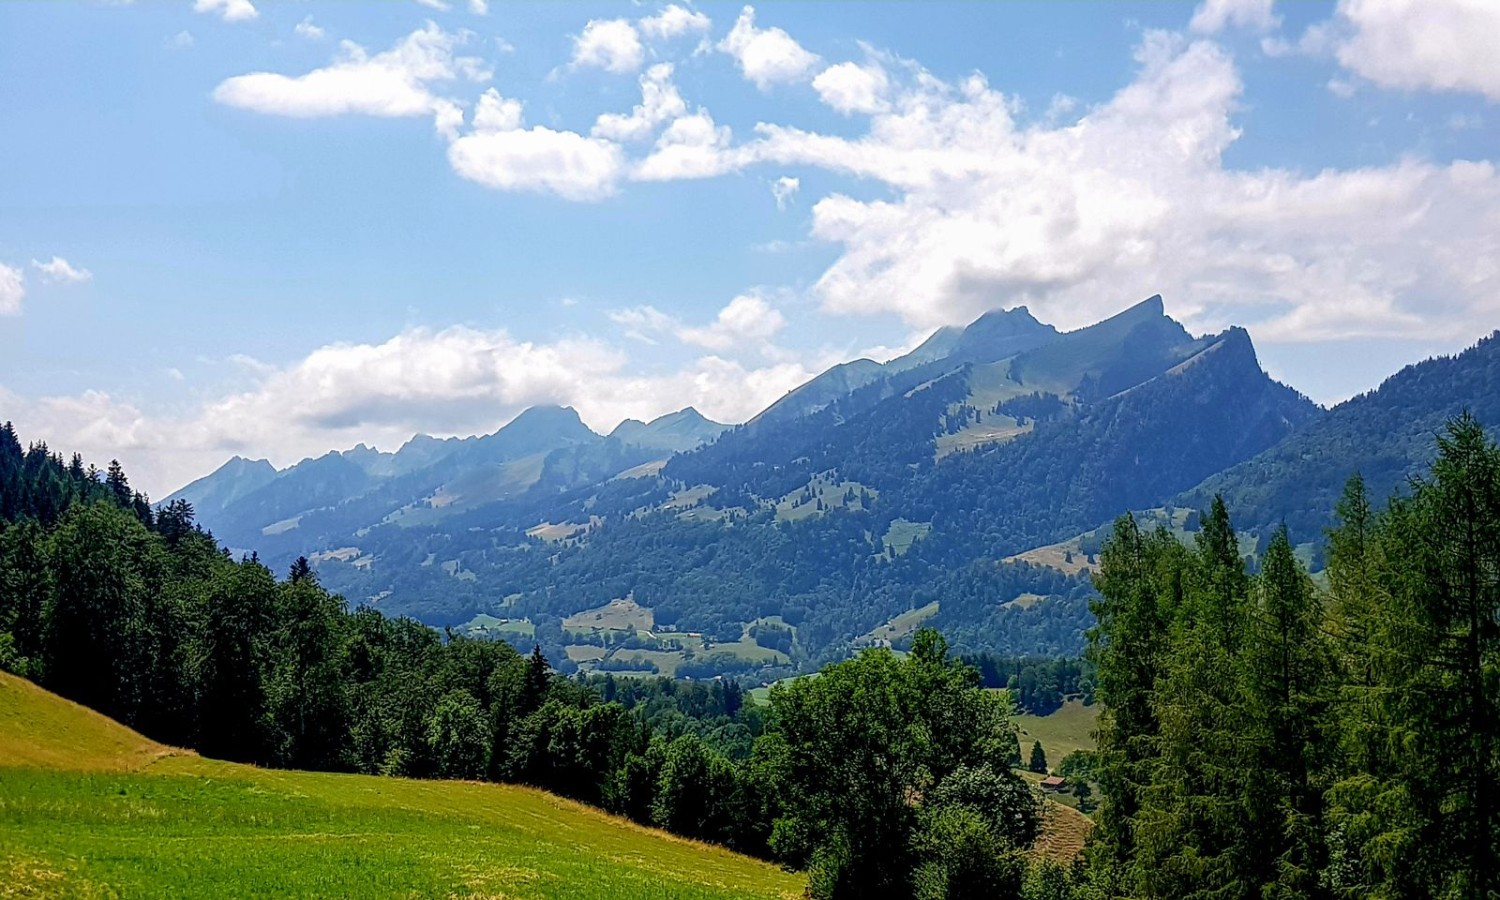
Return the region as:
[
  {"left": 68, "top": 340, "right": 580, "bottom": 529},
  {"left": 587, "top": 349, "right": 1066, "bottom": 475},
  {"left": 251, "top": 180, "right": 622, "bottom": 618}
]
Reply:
[{"left": 0, "top": 673, "right": 804, "bottom": 899}]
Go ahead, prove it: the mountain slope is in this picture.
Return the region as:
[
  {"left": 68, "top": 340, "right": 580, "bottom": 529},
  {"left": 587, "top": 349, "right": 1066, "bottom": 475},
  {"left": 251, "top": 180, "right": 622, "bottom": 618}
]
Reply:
[
  {"left": 262, "top": 297, "right": 1319, "bottom": 671},
  {"left": 609, "top": 407, "right": 729, "bottom": 452},
  {"left": 0, "top": 671, "right": 804, "bottom": 899},
  {"left": 173, "top": 404, "right": 730, "bottom": 550},
  {"left": 1180, "top": 329, "right": 1500, "bottom": 545},
  {"left": 166, "top": 455, "right": 277, "bottom": 519}
]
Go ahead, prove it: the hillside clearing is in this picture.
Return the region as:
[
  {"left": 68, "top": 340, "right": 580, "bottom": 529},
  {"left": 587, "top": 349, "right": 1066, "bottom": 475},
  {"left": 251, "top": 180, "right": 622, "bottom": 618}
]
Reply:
[
  {"left": 0, "top": 673, "right": 804, "bottom": 900},
  {"left": 1014, "top": 699, "right": 1100, "bottom": 772}
]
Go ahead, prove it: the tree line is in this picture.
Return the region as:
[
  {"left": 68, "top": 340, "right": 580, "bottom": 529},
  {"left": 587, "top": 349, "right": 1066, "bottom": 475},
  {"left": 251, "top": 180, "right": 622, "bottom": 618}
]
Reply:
[{"left": 1073, "top": 412, "right": 1500, "bottom": 898}]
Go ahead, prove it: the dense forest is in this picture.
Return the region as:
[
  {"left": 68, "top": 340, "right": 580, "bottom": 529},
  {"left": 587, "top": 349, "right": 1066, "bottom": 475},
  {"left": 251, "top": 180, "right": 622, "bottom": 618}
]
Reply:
[
  {"left": 7, "top": 414, "right": 1500, "bottom": 897},
  {"left": 1077, "top": 413, "right": 1500, "bottom": 899}
]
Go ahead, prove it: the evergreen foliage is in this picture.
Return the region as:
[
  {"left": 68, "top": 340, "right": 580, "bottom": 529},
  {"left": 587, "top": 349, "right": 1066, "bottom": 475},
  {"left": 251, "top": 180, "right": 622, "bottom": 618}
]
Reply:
[{"left": 1081, "top": 414, "right": 1500, "bottom": 899}]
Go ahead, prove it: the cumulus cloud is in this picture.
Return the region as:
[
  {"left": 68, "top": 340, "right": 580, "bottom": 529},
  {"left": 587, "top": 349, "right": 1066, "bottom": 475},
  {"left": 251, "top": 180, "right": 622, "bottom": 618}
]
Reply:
[
  {"left": 632, "top": 108, "right": 738, "bottom": 181},
  {"left": 718, "top": 6, "right": 820, "bottom": 90},
  {"left": 3, "top": 321, "right": 829, "bottom": 496},
  {"left": 32, "top": 256, "right": 92, "bottom": 285},
  {"left": 1189, "top": 0, "right": 1279, "bottom": 34},
  {"left": 639, "top": 4, "right": 711, "bottom": 41},
  {"left": 812, "top": 60, "right": 890, "bottom": 114},
  {"left": 639, "top": 28, "right": 1498, "bottom": 345},
  {"left": 213, "top": 23, "right": 489, "bottom": 138},
  {"left": 771, "top": 175, "right": 799, "bottom": 209},
  {"left": 571, "top": 18, "right": 643, "bottom": 74},
  {"left": 1331, "top": 0, "right": 1500, "bottom": 101},
  {"left": 448, "top": 89, "right": 625, "bottom": 200},
  {"left": 614, "top": 293, "right": 788, "bottom": 352},
  {"left": 293, "top": 17, "right": 324, "bottom": 40},
  {"left": 679, "top": 293, "right": 787, "bottom": 349},
  {"left": 592, "top": 63, "right": 686, "bottom": 141},
  {"left": 194, "top": 0, "right": 256, "bottom": 23},
  {"left": 0, "top": 263, "right": 24, "bottom": 315}
]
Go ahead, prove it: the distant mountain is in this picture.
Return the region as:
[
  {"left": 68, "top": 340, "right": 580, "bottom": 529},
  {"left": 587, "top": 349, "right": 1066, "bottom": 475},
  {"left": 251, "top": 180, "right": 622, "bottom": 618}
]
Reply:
[
  {"left": 171, "top": 295, "right": 1345, "bottom": 679},
  {"left": 176, "top": 298, "right": 1500, "bottom": 681},
  {"left": 168, "top": 455, "right": 278, "bottom": 519},
  {"left": 609, "top": 408, "right": 729, "bottom": 453},
  {"left": 750, "top": 305, "right": 1061, "bottom": 426},
  {"left": 167, "top": 404, "right": 727, "bottom": 553}
]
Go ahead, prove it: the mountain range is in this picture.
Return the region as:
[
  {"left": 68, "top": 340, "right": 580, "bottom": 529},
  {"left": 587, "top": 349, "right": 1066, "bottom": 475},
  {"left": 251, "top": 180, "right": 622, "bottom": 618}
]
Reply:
[{"left": 168, "top": 295, "right": 1500, "bottom": 678}]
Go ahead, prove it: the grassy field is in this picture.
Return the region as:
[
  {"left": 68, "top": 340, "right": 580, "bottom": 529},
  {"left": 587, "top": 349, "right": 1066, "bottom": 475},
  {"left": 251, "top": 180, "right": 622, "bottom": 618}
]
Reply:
[
  {"left": 1032, "top": 799, "right": 1094, "bottom": 863},
  {"left": 1014, "top": 699, "right": 1100, "bottom": 772},
  {"left": 456, "top": 612, "right": 535, "bottom": 640},
  {"left": 772, "top": 476, "right": 875, "bottom": 523},
  {"left": 563, "top": 598, "right": 654, "bottom": 633},
  {"left": 0, "top": 673, "right": 804, "bottom": 899},
  {"left": 856, "top": 601, "right": 940, "bottom": 646},
  {"left": 880, "top": 518, "right": 932, "bottom": 557}
]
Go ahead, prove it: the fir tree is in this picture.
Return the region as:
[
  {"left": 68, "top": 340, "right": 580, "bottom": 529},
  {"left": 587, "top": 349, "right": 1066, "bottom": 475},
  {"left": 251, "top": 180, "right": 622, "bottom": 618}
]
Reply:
[{"left": 1029, "top": 740, "right": 1049, "bottom": 774}]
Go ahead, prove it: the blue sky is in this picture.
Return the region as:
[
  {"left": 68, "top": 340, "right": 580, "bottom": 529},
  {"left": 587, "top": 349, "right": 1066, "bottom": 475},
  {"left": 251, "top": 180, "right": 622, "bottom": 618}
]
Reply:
[{"left": 1, "top": 0, "right": 1497, "bottom": 496}]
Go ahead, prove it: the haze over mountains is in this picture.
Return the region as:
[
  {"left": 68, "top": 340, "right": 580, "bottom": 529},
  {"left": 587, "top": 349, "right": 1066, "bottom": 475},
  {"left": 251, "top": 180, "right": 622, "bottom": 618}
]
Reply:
[{"left": 167, "top": 295, "right": 1500, "bottom": 677}]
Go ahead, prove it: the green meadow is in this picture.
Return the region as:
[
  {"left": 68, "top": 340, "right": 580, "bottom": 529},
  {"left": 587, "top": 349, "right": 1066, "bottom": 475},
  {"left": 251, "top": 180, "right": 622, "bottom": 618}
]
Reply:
[{"left": 0, "top": 673, "right": 804, "bottom": 899}]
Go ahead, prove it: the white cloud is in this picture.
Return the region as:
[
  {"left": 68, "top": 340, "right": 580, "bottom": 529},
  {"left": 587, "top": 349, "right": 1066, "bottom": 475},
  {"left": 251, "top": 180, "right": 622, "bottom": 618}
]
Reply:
[
  {"left": 469, "top": 87, "right": 523, "bottom": 132},
  {"left": 449, "top": 89, "right": 625, "bottom": 200},
  {"left": 1189, "top": 0, "right": 1279, "bottom": 34},
  {"left": 293, "top": 17, "right": 324, "bottom": 40},
  {"left": 32, "top": 256, "right": 92, "bottom": 285},
  {"left": 167, "top": 30, "right": 195, "bottom": 49},
  {"left": 2, "top": 322, "right": 829, "bottom": 496},
  {"left": 415, "top": 0, "right": 450, "bottom": 10},
  {"left": 813, "top": 61, "right": 890, "bottom": 114},
  {"left": 571, "top": 19, "right": 643, "bottom": 74},
  {"left": 639, "top": 5, "right": 711, "bottom": 41},
  {"left": 608, "top": 305, "right": 679, "bottom": 344},
  {"left": 213, "top": 23, "right": 489, "bottom": 138},
  {"left": 771, "top": 175, "right": 799, "bottom": 209},
  {"left": 469, "top": 0, "right": 488, "bottom": 14},
  {"left": 680, "top": 293, "right": 787, "bottom": 349},
  {"left": 611, "top": 293, "right": 787, "bottom": 353},
  {"left": 0, "top": 263, "right": 24, "bottom": 316},
  {"left": 718, "top": 6, "right": 820, "bottom": 90},
  {"left": 194, "top": 0, "right": 256, "bottom": 23},
  {"left": 632, "top": 108, "right": 739, "bottom": 181},
  {"left": 592, "top": 63, "right": 686, "bottom": 141},
  {"left": 1331, "top": 0, "right": 1500, "bottom": 101},
  {"left": 659, "top": 29, "right": 1500, "bottom": 345}
]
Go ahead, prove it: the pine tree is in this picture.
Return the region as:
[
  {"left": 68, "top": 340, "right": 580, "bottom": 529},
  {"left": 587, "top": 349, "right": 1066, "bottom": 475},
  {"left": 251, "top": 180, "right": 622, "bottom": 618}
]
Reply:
[
  {"left": 1239, "top": 526, "right": 1334, "bottom": 898},
  {"left": 1029, "top": 740, "right": 1049, "bottom": 774},
  {"left": 0, "top": 519, "right": 48, "bottom": 674},
  {"left": 1086, "top": 515, "right": 1186, "bottom": 888},
  {"left": 1134, "top": 496, "right": 1251, "bottom": 899},
  {"left": 521, "top": 645, "right": 551, "bottom": 717},
  {"left": 105, "top": 459, "right": 131, "bottom": 508},
  {"left": 1363, "top": 413, "right": 1500, "bottom": 897}
]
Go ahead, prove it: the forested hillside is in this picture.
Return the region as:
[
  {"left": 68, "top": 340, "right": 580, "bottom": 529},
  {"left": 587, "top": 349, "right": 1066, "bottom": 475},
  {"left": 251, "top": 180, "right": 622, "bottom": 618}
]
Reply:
[
  {"left": 1181, "top": 329, "right": 1500, "bottom": 544},
  {"left": 169, "top": 297, "right": 1317, "bottom": 677}
]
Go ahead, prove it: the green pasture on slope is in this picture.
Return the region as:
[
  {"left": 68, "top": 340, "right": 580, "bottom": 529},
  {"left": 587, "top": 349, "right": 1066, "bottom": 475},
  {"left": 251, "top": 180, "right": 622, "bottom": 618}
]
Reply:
[{"left": 0, "top": 673, "right": 803, "bottom": 899}]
